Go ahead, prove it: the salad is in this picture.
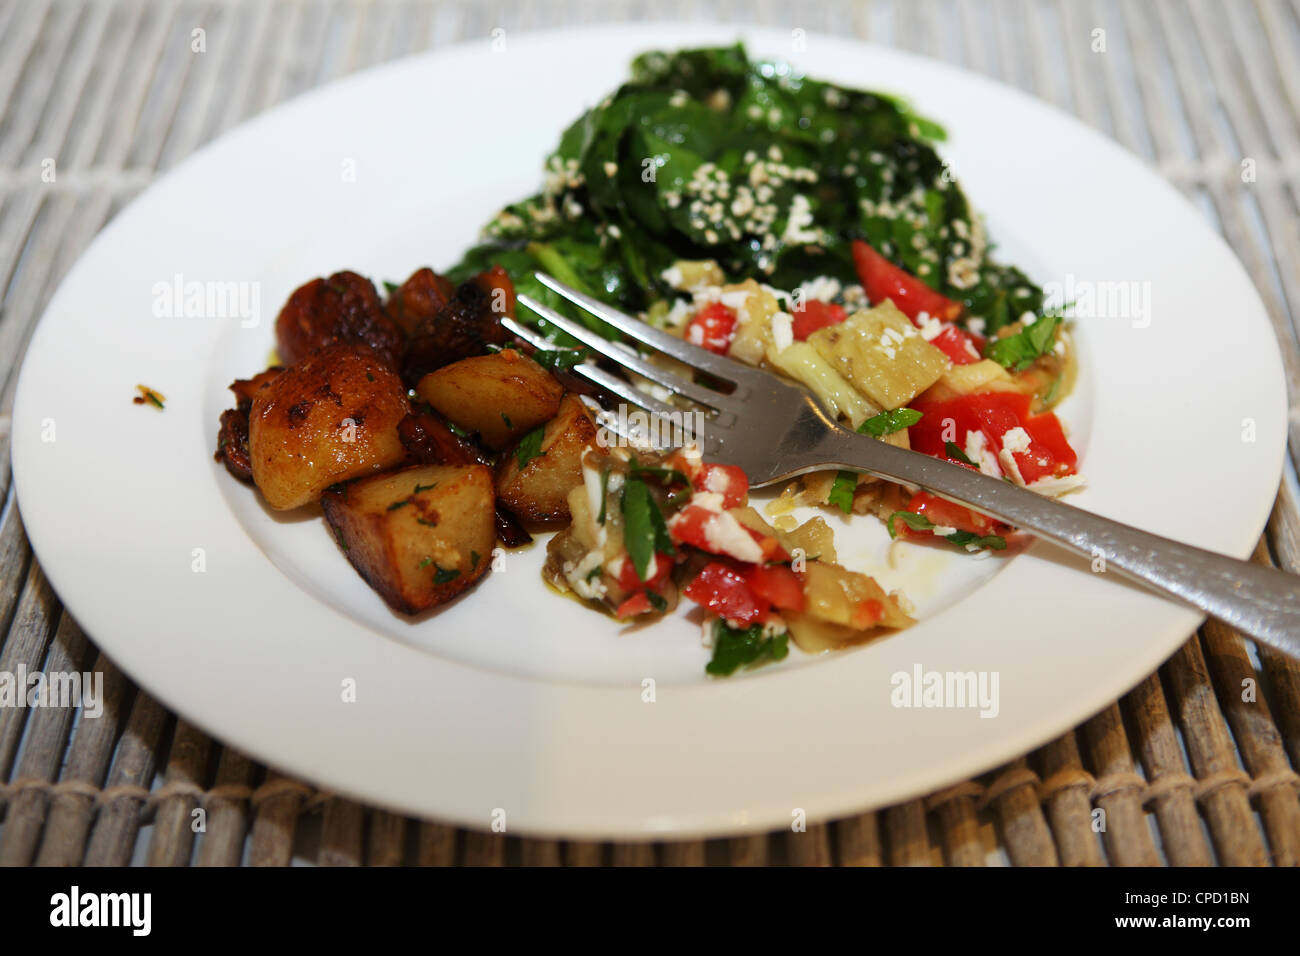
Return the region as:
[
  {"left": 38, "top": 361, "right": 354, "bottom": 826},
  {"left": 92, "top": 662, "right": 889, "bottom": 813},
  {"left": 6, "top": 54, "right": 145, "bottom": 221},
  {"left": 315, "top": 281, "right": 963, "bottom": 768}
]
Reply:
[{"left": 213, "top": 46, "right": 1081, "bottom": 676}]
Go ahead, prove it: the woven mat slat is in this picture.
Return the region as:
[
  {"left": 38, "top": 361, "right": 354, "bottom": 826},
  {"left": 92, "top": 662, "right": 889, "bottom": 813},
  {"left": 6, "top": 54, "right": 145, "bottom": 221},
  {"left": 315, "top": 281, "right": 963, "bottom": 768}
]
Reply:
[
  {"left": 1, "top": 0, "right": 1298, "bottom": 866},
  {"left": 1080, "top": 704, "right": 1161, "bottom": 866}
]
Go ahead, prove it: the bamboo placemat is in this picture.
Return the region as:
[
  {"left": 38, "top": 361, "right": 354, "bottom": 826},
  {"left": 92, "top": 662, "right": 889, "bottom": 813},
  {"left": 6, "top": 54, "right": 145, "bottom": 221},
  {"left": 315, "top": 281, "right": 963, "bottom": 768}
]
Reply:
[{"left": 0, "top": 0, "right": 1298, "bottom": 866}]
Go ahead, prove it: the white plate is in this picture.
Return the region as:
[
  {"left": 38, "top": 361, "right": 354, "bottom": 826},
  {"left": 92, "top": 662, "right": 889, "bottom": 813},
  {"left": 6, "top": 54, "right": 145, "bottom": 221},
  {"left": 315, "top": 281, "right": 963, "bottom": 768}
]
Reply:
[{"left": 12, "top": 24, "right": 1286, "bottom": 839}]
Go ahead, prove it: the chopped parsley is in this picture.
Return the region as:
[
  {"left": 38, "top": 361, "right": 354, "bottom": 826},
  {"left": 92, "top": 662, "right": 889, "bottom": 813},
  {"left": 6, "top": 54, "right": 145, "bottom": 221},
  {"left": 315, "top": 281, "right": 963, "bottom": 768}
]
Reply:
[
  {"left": 418, "top": 556, "right": 433, "bottom": 568},
  {"left": 628, "top": 457, "right": 689, "bottom": 486},
  {"left": 706, "top": 621, "right": 789, "bottom": 677},
  {"left": 858, "top": 408, "right": 922, "bottom": 438},
  {"left": 947, "top": 530, "right": 1007, "bottom": 551},
  {"left": 827, "top": 471, "right": 858, "bottom": 514},
  {"left": 532, "top": 346, "right": 585, "bottom": 372},
  {"left": 887, "top": 510, "right": 1006, "bottom": 551},
  {"left": 413, "top": 481, "right": 438, "bottom": 493},
  {"left": 387, "top": 499, "right": 411, "bottom": 511},
  {"left": 986, "top": 312, "right": 1061, "bottom": 371},
  {"left": 445, "top": 420, "right": 471, "bottom": 439},
  {"left": 944, "top": 441, "right": 977, "bottom": 467},
  {"left": 597, "top": 465, "right": 611, "bottom": 524},
  {"left": 646, "top": 591, "right": 669, "bottom": 613},
  {"left": 620, "top": 476, "right": 674, "bottom": 582},
  {"left": 383, "top": 280, "right": 400, "bottom": 295},
  {"left": 471, "top": 550, "right": 481, "bottom": 570},
  {"left": 501, "top": 412, "right": 513, "bottom": 430},
  {"left": 433, "top": 566, "right": 461, "bottom": 585},
  {"left": 514, "top": 426, "right": 547, "bottom": 469}
]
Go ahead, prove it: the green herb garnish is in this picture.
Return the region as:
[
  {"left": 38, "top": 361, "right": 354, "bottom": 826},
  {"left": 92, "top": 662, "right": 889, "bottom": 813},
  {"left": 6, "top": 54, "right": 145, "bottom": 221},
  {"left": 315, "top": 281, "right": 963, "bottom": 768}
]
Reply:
[
  {"left": 597, "top": 465, "right": 611, "bottom": 524},
  {"left": 706, "top": 621, "right": 789, "bottom": 677},
  {"left": 827, "top": 471, "right": 858, "bottom": 515},
  {"left": 986, "top": 312, "right": 1062, "bottom": 371},
  {"left": 859, "top": 408, "right": 921, "bottom": 438},
  {"left": 533, "top": 347, "right": 585, "bottom": 371},
  {"left": 887, "top": 511, "right": 1006, "bottom": 551},
  {"left": 514, "top": 426, "right": 547, "bottom": 469},
  {"left": 620, "top": 476, "right": 674, "bottom": 582},
  {"left": 646, "top": 591, "right": 669, "bottom": 613},
  {"left": 387, "top": 499, "right": 411, "bottom": 511},
  {"left": 501, "top": 412, "right": 513, "bottom": 430},
  {"left": 383, "top": 280, "right": 400, "bottom": 295},
  {"left": 887, "top": 510, "right": 934, "bottom": 538},
  {"left": 946, "top": 530, "right": 1007, "bottom": 551},
  {"left": 944, "top": 441, "right": 977, "bottom": 466},
  {"left": 413, "top": 482, "right": 437, "bottom": 493},
  {"left": 433, "top": 566, "right": 461, "bottom": 584}
]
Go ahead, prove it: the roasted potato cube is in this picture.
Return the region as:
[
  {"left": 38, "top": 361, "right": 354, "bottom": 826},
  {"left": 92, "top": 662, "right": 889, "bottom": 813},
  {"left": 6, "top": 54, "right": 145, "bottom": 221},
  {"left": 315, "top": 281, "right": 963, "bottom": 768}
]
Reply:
[
  {"left": 496, "top": 394, "right": 598, "bottom": 523},
  {"left": 275, "top": 271, "right": 404, "bottom": 368},
  {"left": 809, "top": 301, "right": 949, "bottom": 409},
  {"left": 322, "top": 464, "right": 495, "bottom": 614},
  {"left": 248, "top": 344, "right": 409, "bottom": 509},
  {"left": 415, "top": 349, "right": 563, "bottom": 449}
]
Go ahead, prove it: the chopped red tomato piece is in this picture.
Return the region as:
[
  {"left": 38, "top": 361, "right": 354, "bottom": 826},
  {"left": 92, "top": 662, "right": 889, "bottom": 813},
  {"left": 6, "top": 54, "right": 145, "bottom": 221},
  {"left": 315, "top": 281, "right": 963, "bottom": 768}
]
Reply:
[
  {"left": 686, "top": 302, "right": 738, "bottom": 354},
  {"left": 743, "top": 564, "right": 805, "bottom": 612},
  {"left": 909, "top": 392, "right": 1078, "bottom": 484},
  {"left": 893, "top": 491, "right": 1003, "bottom": 539},
  {"left": 616, "top": 553, "right": 673, "bottom": 590},
  {"left": 791, "top": 300, "right": 847, "bottom": 341},
  {"left": 692, "top": 463, "right": 748, "bottom": 509},
  {"left": 929, "top": 325, "right": 982, "bottom": 366},
  {"left": 1016, "top": 411, "right": 1077, "bottom": 484},
  {"left": 683, "top": 562, "right": 769, "bottom": 625},
  {"left": 743, "top": 526, "right": 789, "bottom": 563},
  {"left": 615, "top": 592, "right": 653, "bottom": 619},
  {"left": 853, "top": 599, "right": 885, "bottom": 629},
  {"left": 667, "top": 505, "right": 715, "bottom": 552},
  {"left": 852, "top": 239, "right": 962, "bottom": 322}
]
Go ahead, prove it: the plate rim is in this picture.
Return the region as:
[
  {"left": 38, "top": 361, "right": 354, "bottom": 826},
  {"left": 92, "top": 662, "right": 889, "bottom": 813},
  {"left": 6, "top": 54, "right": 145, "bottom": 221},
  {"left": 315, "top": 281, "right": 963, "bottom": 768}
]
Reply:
[{"left": 10, "top": 22, "right": 1287, "bottom": 839}]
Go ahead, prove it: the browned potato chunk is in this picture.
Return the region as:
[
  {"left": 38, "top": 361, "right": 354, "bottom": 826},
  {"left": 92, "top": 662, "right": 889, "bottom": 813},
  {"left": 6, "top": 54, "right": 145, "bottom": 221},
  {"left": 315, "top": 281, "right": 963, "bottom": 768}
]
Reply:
[
  {"left": 415, "top": 349, "right": 563, "bottom": 449},
  {"left": 496, "top": 394, "right": 598, "bottom": 523},
  {"left": 322, "top": 464, "right": 495, "bottom": 614},
  {"left": 248, "top": 344, "right": 409, "bottom": 510}
]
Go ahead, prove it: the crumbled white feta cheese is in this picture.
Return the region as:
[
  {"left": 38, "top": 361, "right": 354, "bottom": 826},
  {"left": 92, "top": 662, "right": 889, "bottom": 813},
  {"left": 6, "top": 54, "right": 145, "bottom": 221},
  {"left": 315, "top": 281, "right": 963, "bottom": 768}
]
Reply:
[
  {"left": 964, "top": 430, "right": 1001, "bottom": 478},
  {"left": 1001, "top": 427, "right": 1032, "bottom": 454},
  {"left": 1027, "top": 473, "right": 1088, "bottom": 497},
  {"left": 770, "top": 311, "right": 794, "bottom": 352}
]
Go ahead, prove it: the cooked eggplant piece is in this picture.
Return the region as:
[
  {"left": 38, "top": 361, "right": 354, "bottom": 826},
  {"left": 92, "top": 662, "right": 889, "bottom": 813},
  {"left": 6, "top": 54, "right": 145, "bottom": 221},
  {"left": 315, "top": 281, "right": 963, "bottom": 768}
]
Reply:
[
  {"left": 248, "top": 344, "right": 409, "bottom": 509},
  {"left": 322, "top": 464, "right": 495, "bottom": 614},
  {"left": 496, "top": 393, "right": 599, "bottom": 523},
  {"left": 275, "top": 271, "right": 405, "bottom": 367},
  {"left": 401, "top": 267, "right": 513, "bottom": 384},
  {"left": 784, "top": 562, "right": 914, "bottom": 653},
  {"left": 384, "top": 267, "right": 457, "bottom": 338},
  {"left": 416, "top": 349, "right": 564, "bottom": 450},
  {"left": 808, "top": 301, "right": 949, "bottom": 409}
]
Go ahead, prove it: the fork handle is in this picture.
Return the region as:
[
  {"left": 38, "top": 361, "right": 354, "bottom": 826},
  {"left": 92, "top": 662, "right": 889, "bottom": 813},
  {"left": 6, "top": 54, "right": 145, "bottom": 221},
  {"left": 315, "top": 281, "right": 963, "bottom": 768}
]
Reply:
[{"left": 817, "top": 428, "right": 1300, "bottom": 657}]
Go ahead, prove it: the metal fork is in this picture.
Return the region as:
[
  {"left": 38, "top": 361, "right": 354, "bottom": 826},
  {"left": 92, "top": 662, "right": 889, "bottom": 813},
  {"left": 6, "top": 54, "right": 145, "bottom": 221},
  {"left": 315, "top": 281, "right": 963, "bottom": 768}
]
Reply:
[{"left": 507, "top": 272, "right": 1300, "bottom": 657}]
